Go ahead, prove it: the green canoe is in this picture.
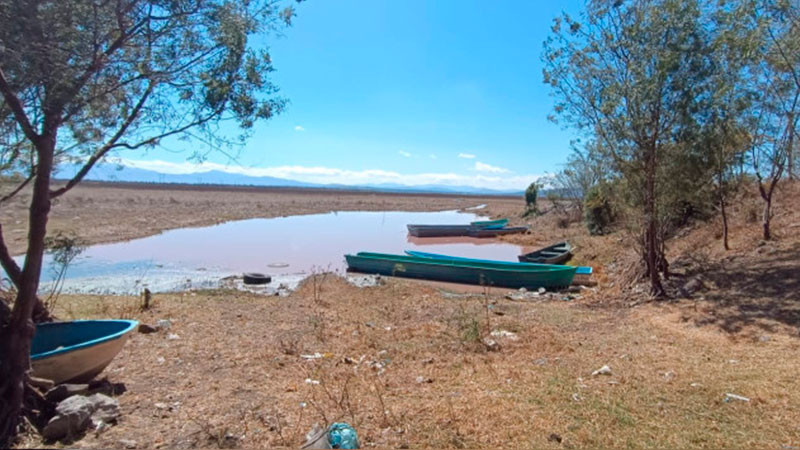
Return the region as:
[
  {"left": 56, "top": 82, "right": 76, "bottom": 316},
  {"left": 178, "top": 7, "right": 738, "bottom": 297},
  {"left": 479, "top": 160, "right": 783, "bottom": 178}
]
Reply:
[
  {"left": 404, "top": 250, "right": 592, "bottom": 275},
  {"left": 345, "top": 252, "right": 576, "bottom": 289},
  {"left": 469, "top": 218, "right": 508, "bottom": 229}
]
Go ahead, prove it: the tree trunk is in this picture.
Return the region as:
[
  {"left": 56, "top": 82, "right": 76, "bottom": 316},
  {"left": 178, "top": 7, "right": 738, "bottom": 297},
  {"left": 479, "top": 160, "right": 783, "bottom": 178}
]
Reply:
[
  {"left": 0, "top": 227, "right": 54, "bottom": 323},
  {"left": 762, "top": 194, "right": 772, "bottom": 240},
  {"left": 721, "top": 199, "right": 729, "bottom": 250},
  {"left": 788, "top": 112, "right": 794, "bottom": 181},
  {"left": 0, "top": 131, "right": 55, "bottom": 447},
  {"left": 644, "top": 145, "right": 665, "bottom": 297}
]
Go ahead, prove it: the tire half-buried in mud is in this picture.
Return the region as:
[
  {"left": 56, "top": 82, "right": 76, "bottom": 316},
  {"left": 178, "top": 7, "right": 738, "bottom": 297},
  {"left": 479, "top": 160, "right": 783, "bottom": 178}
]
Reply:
[{"left": 243, "top": 272, "right": 271, "bottom": 285}]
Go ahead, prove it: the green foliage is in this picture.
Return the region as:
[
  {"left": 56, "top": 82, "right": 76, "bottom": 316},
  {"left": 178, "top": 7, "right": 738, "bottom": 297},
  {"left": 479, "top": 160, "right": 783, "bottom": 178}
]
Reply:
[
  {"left": 584, "top": 184, "right": 614, "bottom": 236},
  {"left": 524, "top": 181, "right": 541, "bottom": 216}
]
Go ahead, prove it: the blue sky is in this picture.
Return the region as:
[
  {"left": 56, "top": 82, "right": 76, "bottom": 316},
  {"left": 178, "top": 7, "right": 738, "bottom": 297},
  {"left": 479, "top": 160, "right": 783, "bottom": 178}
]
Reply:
[{"left": 121, "top": 0, "right": 584, "bottom": 190}]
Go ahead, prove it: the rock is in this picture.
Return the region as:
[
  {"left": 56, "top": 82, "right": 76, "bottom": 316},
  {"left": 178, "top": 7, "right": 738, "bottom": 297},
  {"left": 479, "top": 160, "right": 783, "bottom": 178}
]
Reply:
[
  {"left": 42, "top": 396, "right": 119, "bottom": 440},
  {"left": 482, "top": 338, "right": 501, "bottom": 352},
  {"left": 45, "top": 384, "right": 90, "bottom": 403},
  {"left": 537, "top": 287, "right": 546, "bottom": 294},
  {"left": 548, "top": 433, "right": 563, "bottom": 443},
  {"left": 119, "top": 439, "right": 138, "bottom": 449},
  {"left": 42, "top": 395, "right": 95, "bottom": 440},
  {"left": 88, "top": 394, "right": 120, "bottom": 425},
  {"left": 138, "top": 323, "right": 158, "bottom": 334},
  {"left": 519, "top": 287, "right": 528, "bottom": 293},
  {"left": 29, "top": 376, "right": 55, "bottom": 391},
  {"left": 415, "top": 376, "right": 433, "bottom": 384},
  {"left": 490, "top": 329, "right": 518, "bottom": 340},
  {"left": 679, "top": 277, "right": 704, "bottom": 297},
  {"left": 724, "top": 393, "right": 750, "bottom": 402},
  {"left": 591, "top": 365, "right": 612, "bottom": 376}
]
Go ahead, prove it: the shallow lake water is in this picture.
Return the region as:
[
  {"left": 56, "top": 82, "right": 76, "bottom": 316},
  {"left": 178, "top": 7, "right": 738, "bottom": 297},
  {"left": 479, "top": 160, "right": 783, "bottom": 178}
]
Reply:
[{"left": 32, "top": 210, "right": 525, "bottom": 294}]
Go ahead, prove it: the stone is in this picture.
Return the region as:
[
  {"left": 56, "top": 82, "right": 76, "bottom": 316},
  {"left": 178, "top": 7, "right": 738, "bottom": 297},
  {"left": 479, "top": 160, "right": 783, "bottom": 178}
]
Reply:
[
  {"left": 42, "top": 395, "right": 95, "bottom": 440},
  {"left": 45, "top": 384, "right": 90, "bottom": 403},
  {"left": 415, "top": 376, "right": 433, "bottom": 384},
  {"left": 548, "top": 433, "right": 563, "bottom": 443},
  {"left": 88, "top": 393, "right": 120, "bottom": 425},
  {"left": 138, "top": 323, "right": 158, "bottom": 334},
  {"left": 537, "top": 287, "right": 546, "bottom": 294},
  {"left": 591, "top": 365, "right": 612, "bottom": 376},
  {"left": 29, "top": 376, "right": 55, "bottom": 391},
  {"left": 679, "top": 277, "right": 704, "bottom": 297},
  {"left": 724, "top": 393, "right": 750, "bottom": 402},
  {"left": 482, "top": 338, "right": 501, "bottom": 352},
  {"left": 119, "top": 439, "right": 138, "bottom": 449}
]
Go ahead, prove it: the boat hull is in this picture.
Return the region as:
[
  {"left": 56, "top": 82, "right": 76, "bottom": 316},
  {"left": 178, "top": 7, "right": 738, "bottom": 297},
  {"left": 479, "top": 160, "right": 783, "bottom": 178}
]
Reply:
[
  {"left": 31, "top": 320, "right": 138, "bottom": 384},
  {"left": 407, "top": 224, "right": 473, "bottom": 237},
  {"left": 346, "top": 252, "right": 576, "bottom": 289},
  {"left": 518, "top": 242, "right": 572, "bottom": 264},
  {"left": 405, "top": 250, "right": 592, "bottom": 275},
  {"left": 469, "top": 226, "right": 529, "bottom": 237}
]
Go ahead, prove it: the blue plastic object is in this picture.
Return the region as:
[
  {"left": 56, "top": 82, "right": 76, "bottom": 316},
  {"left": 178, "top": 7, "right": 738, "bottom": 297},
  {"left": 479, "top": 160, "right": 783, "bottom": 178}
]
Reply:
[
  {"left": 31, "top": 320, "right": 139, "bottom": 360},
  {"left": 328, "top": 422, "right": 359, "bottom": 449}
]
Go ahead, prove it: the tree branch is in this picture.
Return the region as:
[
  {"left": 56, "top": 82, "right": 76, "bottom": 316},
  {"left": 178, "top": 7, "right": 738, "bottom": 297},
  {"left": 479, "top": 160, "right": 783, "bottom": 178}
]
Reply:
[
  {"left": 0, "top": 168, "right": 35, "bottom": 206},
  {"left": 0, "top": 68, "right": 39, "bottom": 143},
  {"left": 50, "top": 82, "right": 155, "bottom": 198}
]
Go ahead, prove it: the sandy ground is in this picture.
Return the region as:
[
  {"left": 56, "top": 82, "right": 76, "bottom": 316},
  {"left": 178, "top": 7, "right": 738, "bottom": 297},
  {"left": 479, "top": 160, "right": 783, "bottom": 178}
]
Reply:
[{"left": 0, "top": 182, "right": 523, "bottom": 255}]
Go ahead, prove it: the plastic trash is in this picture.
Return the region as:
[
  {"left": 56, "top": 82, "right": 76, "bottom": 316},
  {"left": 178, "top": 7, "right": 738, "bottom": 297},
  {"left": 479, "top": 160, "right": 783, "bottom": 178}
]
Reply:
[
  {"left": 328, "top": 423, "right": 360, "bottom": 449},
  {"left": 302, "top": 423, "right": 360, "bottom": 449}
]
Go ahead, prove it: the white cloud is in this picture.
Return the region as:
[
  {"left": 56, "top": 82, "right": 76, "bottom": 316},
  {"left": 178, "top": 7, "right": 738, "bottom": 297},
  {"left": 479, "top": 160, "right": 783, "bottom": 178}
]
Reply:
[
  {"left": 458, "top": 153, "right": 476, "bottom": 159},
  {"left": 294, "top": 125, "right": 305, "bottom": 132},
  {"left": 109, "top": 157, "right": 540, "bottom": 190},
  {"left": 398, "top": 150, "right": 411, "bottom": 158},
  {"left": 474, "top": 161, "right": 510, "bottom": 174}
]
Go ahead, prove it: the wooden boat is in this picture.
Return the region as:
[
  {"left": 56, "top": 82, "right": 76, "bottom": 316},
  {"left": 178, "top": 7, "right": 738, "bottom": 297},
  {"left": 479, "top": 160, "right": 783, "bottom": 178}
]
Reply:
[
  {"left": 518, "top": 241, "right": 572, "bottom": 264},
  {"left": 407, "top": 224, "right": 473, "bottom": 237},
  {"left": 405, "top": 250, "right": 592, "bottom": 275},
  {"left": 469, "top": 226, "right": 529, "bottom": 238},
  {"left": 407, "top": 218, "right": 510, "bottom": 238},
  {"left": 345, "top": 252, "right": 576, "bottom": 289},
  {"left": 469, "top": 218, "right": 508, "bottom": 229},
  {"left": 31, "top": 320, "right": 138, "bottom": 384}
]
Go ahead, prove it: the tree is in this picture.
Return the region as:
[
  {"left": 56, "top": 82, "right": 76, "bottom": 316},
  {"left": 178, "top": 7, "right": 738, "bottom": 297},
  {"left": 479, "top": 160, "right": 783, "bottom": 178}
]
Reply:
[
  {"left": 0, "top": 0, "right": 295, "bottom": 444},
  {"left": 750, "top": 0, "right": 799, "bottom": 239},
  {"left": 543, "top": 0, "right": 710, "bottom": 296},
  {"left": 525, "top": 181, "right": 541, "bottom": 213},
  {"left": 552, "top": 141, "right": 609, "bottom": 214}
]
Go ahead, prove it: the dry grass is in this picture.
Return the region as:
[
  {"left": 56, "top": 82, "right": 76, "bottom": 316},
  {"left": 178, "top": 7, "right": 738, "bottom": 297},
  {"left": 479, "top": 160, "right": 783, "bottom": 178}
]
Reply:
[{"left": 22, "top": 272, "right": 800, "bottom": 449}]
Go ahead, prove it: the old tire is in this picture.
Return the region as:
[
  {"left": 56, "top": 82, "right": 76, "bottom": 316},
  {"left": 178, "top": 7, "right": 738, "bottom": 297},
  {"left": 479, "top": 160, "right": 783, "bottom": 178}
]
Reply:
[{"left": 243, "top": 272, "right": 271, "bottom": 285}]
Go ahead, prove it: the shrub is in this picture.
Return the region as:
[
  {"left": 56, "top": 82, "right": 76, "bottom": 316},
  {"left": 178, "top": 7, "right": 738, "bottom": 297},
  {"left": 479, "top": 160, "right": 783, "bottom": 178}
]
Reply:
[{"left": 584, "top": 184, "right": 614, "bottom": 235}]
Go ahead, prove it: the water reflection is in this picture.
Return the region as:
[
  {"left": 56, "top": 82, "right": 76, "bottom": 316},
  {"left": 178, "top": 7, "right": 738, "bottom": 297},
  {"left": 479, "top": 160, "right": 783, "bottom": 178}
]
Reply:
[{"left": 32, "top": 210, "right": 524, "bottom": 294}]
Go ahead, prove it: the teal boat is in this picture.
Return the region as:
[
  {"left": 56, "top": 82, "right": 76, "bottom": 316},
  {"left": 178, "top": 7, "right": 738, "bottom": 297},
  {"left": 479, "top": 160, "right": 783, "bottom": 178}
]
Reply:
[
  {"left": 345, "top": 252, "right": 576, "bottom": 289},
  {"left": 31, "top": 320, "right": 138, "bottom": 384},
  {"left": 405, "top": 250, "right": 593, "bottom": 275},
  {"left": 469, "top": 218, "right": 508, "bottom": 229}
]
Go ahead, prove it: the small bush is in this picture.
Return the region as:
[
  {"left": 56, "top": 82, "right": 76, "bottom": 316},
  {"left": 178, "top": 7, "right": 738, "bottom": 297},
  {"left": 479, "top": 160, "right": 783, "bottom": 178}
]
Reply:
[
  {"left": 584, "top": 184, "right": 614, "bottom": 235},
  {"left": 525, "top": 182, "right": 540, "bottom": 211}
]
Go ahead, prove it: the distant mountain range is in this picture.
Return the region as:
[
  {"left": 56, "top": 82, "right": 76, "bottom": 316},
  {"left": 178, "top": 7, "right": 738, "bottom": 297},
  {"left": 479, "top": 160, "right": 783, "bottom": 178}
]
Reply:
[{"left": 54, "top": 163, "right": 523, "bottom": 196}]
